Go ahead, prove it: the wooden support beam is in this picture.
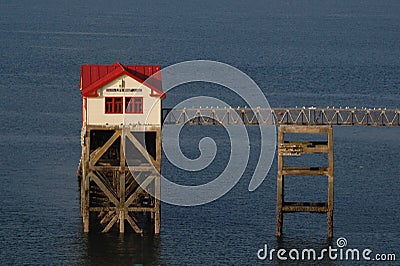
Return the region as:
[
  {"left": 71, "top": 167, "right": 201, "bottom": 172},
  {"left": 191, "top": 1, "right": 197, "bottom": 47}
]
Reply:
[
  {"left": 91, "top": 207, "right": 117, "bottom": 212},
  {"left": 154, "top": 129, "right": 161, "bottom": 234},
  {"left": 125, "top": 131, "right": 157, "bottom": 168},
  {"left": 119, "top": 133, "right": 126, "bottom": 233},
  {"left": 89, "top": 131, "right": 121, "bottom": 166},
  {"left": 282, "top": 167, "right": 329, "bottom": 176},
  {"left": 125, "top": 175, "right": 155, "bottom": 206},
  {"left": 280, "top": 141, "right": 329, "bottom": 154},
  {"left": 126, "top": 213, "right": 143, "bottom": 234},
  {"left": 127, "top": 165, "right": 157, "bottom": 172},
  {"left": 100, "top": 211, "right": 116, "bottom": 225},
  {"left": 127, "top": 207, "right": 156, "bottom": 212},
  {"left": 102, "top": 214, "right": 119, "bottom": 233},
  {"left": 79, "top": 159, "right": 84, "bottom": 216},
  {"left": 89, "top": 207, "right": 155, "bottom": 212},
  {"left": 327, "top": 126, "right": 334, "bottom": 238},
  {"left": 83, "top": 131, "right": 90, "bottom": 233},
  {"left": 89, "top": 172, "right": 119, "bottom": 207},
  {"left": 276, "top": 127, "right": 284, "bottom": 237},
  {"left": 97, "top": 210, "right": 106, "bottom": 219},
  {"left": 126, "top": 172, "right": 140, "bottom": 195},
  {"left": 282, "top": 202, "right": 328, "bottom": 213}
]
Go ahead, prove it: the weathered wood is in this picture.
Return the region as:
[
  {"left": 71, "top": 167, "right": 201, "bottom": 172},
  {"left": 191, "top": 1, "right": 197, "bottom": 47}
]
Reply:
[
  {"left": 83, "top": 131, "right": 90, "bottom": 233},
  {"left": 127, "top": 165, "right": 157, "bottom": 172},
  {"left": 125, "top": 131, "right": 157, "bottom": 167},
  {"left": 80, "top": 127, "right": 161, "bottom": 234},
  {"left": 100, "top": 211, "right": 116, "bottom": 225},
  {"left": 125, "top": 175, "right": 155, "bottom": 206},
  {"left": 119, "top": 133, "right": 126, "bottom": 233},
  {"left": 92, "top": 165, "right": 156, "bottom": 172},
  {"left": 91, "top": 207, "right": 117, "bottom": 212},
  {"left": 89, "top": 206, "right": 155, "bottom": 212},
  {"left": 86, "top": 124, "right": 160, "bottom": 131},
  {"left": 126, "top": 172, "right": 140, "bottom": 196},
  {"left": 89, "top": 131, "right": 121, "bottom": 166},
  {"left": 102, "top": 214, "right": 119, "bottom": 233},
  {"left": 97, "top": 210, "right": 106, "bottom": 219},
  {"left": 282, "top": 202, "right": 328, "bottom": 213},
  {"left": 79, "top": 158, "right": 84, "bottom": 215},
  {"left": 276, "top": 127, "right": 284, "bottom": 237},
  {"left": 126, "top": 213, "right": 143, "bottom": 234},
  {"left": 279, "top": 125, "right": 331, "bottom": 134},
  {"left": 127, "top": 207, "right": 155, "bottom": 212},
  {"left": 282, "top": 167, "right": 329, "bottom": 176},
  {"left": 327, "top": 126, "right": 334, "bottom": 238},
  {"left": 154, "top": 129, "right": 161, "bottom": 234},
  {"left": 89, "top": 172, "right": 119, "bottom": 206},
  {"left": 279, "top": 141, "right": 329, "bottom": 155},
  {"left": 276, "top": 125, "right": 334, "bottom": 238}
]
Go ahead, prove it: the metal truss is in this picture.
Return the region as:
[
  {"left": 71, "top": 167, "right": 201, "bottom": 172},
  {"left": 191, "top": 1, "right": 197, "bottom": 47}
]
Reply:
[{"left": 162, "top": 107, "right": 400, "bottom": 126}]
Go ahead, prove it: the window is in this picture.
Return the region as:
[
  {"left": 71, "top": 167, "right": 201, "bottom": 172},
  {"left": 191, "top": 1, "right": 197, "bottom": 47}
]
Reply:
[
  {"left": 105, "top": 97, "right": 123, "bottom": 114},
  {"left": 125, "top": 97, "right": 143, "bottom": 114}
]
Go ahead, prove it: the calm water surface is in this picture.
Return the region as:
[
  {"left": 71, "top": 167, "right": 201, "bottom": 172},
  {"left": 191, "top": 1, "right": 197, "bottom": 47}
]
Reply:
[{"left": 0, "top": 0, "right": 399, "bottom": 264}]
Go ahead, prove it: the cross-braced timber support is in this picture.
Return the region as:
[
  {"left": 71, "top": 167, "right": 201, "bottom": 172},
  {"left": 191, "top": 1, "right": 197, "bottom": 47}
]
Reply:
[
  {"left": 78, "top": 125, "right": 161, "bottom": 234},
  {"left": 276, "top": 125, "right": 334, "bottom": 238}
]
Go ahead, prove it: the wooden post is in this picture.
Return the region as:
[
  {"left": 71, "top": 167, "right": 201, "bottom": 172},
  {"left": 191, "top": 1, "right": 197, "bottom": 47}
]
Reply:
[
  {"left": 327, "top": 126, "right": 334, "bottom": 238},
  {"left": 154, "top": 128, "right": 161, "bottom": 234},
  {"left": 83, "top": 129, "right": 90, "bottom": 233},
  {"left": 119, "top": 131, "right": 126, "bottom": 233},
  {"left": 276, "top": 127, "right": 284, "bottom": 237}
]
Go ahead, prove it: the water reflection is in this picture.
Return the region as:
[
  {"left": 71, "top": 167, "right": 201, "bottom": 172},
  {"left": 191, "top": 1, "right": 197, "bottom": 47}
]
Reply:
[{"left": 81, "top": 233, "right": 161, "bottom": 265}]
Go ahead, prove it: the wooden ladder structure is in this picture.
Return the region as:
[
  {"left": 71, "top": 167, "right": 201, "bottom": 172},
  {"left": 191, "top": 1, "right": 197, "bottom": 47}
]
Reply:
[{"left": 276, "top": 125, "right": 334, "bottom": 238}]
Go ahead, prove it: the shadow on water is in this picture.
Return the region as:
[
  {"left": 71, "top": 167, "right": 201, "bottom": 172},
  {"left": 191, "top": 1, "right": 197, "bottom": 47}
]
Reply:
[{"left": 80, "top": 233, "right": 162, "bottom": 265}]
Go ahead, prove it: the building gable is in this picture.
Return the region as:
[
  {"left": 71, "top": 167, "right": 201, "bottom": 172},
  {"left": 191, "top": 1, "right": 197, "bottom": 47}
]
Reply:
[{"left": 79, "top": 62, "right": 165, "bottom": 98}]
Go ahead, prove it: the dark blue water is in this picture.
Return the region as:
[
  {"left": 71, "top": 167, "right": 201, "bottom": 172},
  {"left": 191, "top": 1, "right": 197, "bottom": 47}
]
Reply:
[{"left": 0, "top": 0, "right": 399, "bottom": 264}]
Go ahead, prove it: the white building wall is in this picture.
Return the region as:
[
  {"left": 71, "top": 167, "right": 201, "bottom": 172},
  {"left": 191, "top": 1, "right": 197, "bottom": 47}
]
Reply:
[{"left": 86, "top": 75, "right": 161, "bottom": 126}]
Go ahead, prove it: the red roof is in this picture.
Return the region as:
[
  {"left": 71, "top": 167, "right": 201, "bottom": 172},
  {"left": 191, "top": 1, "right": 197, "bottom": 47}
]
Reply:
[{"left": 79, "top": 62, "right": 164, "bottom": 98}]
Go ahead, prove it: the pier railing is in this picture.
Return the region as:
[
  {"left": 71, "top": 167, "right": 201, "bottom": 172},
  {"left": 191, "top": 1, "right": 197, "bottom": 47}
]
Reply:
[{"left": 162, "top": 107, "right": 400, "bottom": 126}]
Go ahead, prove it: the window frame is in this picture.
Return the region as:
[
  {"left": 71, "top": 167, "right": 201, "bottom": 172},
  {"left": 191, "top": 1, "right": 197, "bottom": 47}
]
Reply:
[
  {"left": 105, "top": 97, "right": 123, "bottom": 114},
  {"left": 125, "top": 96, "right": 144, "bottom": 114}
]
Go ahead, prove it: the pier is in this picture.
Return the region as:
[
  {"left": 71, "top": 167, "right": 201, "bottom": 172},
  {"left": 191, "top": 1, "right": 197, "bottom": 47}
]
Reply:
[
  {"left": 78, "top": 105, "right": 399, "bottom": 236},
  {"left": 162, "top": 107, "right": 400, "bottom": 126},
  {"left": 76, "top": 63, "right": 399, "bottom": 236},
  {"left": 161, "top": 106, "right": 399, "bottom": 237}
]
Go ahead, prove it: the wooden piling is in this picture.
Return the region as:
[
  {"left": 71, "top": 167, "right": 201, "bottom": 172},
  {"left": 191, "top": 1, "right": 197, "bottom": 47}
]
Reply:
[
  {"left": 327, "top": 126, "right": 334, "bottom": 238},
  {"left": 119, "top": 130, "right": 126, "bottom": 233},
  {"left": 82, "top": 130, "right": 90, "bottom": 233},
  {"left": 276, "top": 127, "right": 284, "bottom": 237},
  {"left": 154, "top": 128, "right": 162, "bottom": 234},
  {"left": 78, "top": 125, "right": 161, "bottom": 234}
]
